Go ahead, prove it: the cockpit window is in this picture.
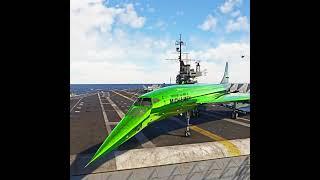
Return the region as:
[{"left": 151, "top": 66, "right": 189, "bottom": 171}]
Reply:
[
  {"left": 152, "top": 98, "right": 160, "bottom": 103},
  {"left": 141, "top": 98, "right": 152, "bottom": 106},
  {"left": 133, "top": 98, "right": 142, "bottom": 106},
  {"left": 134, "top": 98, "right": 152, "bottom": 106}
]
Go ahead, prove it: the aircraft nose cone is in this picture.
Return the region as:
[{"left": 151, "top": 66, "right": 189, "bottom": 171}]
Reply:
[{"left": 85, "top": 106, "right": 150, "bottom": 167}]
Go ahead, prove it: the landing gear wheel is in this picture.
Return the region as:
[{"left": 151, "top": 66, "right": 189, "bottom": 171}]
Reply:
[
  {"left": 231, "top": 102, "right": 238, "bottom": 119},
  {"left": 185, "top": 130, "right": 191, "bottom": 137},
  {"left": 231, "top": 112, "right": 238, "bottom": 119}
]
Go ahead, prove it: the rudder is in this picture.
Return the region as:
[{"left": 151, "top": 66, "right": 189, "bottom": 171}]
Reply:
[{"left": 220, "top": 62, "right": 229, "bottom": 84}]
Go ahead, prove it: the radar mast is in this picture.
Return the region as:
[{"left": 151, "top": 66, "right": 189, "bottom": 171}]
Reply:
[{"left": 166, "top": 34, "right": 203, "bottom": 84}]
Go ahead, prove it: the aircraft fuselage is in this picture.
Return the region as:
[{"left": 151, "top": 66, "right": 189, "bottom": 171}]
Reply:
[{"left": 86, "top": 83, "right": 228, "bottom": 165}]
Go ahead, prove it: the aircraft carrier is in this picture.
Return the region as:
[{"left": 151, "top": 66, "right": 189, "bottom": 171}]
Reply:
[
  {"left": 70, "top": 83, "right": 250, "bottom": 180},
  {"left": 70, "top": 35, "right": 250, "bottom": 179}
]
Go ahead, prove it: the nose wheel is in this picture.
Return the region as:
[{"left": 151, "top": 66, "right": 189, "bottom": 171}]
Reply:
[
  {"left": 185, "top": 130, "right": 191, "bottom": 137},
  {"left": 232, "top": 111, "right": 238, "bottom": 119}
]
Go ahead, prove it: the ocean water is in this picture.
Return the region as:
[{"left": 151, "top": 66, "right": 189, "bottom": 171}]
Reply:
[{"left": 70, "top": 84, "right": 167, "bottom": 94}]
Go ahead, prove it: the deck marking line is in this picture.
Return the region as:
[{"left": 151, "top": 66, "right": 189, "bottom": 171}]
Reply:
[
  {"left": 98, "top": 93, "right": 112, "bottom": 134},
  {"left": 111, "top": 90, "right": 134, "bottom": 102},
  {"left": 169, "top": 117, "right": 241, "bottom": 156},
  {"left": 189, "top": 125, "right": 241, "bottom": 156},
  {"left": 122, "top": 90, "right": 139, "bottom": 98},
  {"left": 70, "top": 97, "right": 83, "bottom": 112}
]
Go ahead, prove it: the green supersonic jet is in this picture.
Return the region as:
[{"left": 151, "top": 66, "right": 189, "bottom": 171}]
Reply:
[{"left": 86, "top": 62, "right": 250, "bottom": 167}]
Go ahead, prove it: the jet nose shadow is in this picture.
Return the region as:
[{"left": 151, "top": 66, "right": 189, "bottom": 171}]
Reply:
[{"left": 70, "top": 139, "right": 141, "bottom": 179}]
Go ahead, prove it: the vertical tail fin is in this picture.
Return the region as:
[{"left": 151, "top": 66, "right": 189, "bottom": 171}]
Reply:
[{"left": 220, "top": 62, "right": 229, "bottom": 84}]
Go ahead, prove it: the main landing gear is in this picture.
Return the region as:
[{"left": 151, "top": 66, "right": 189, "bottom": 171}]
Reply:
[
  {"left": 231, "top": 102, "right": 238, "bottom": 119},
  {"left": 183, "top": 108, "right": 200, "bottom": 137},
  {"left": 185, "top": 111, "right": 191, "bottom": 137}
]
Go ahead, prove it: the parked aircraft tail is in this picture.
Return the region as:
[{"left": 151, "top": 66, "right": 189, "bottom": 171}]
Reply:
[{"left": 220, "top": 62, "right": 229, "bottom": 84}]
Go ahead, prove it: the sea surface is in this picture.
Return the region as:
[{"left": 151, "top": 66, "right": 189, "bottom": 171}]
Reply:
[{"left": 70, "top": 84, "right": 167, "bottom": 94}]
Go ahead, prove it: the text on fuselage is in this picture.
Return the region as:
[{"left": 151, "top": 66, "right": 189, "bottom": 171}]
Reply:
[{"left": 169, "top": 93, "right": 191, "bottom": 104}]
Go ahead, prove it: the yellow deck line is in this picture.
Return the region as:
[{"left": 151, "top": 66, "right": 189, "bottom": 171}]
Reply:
[
  {"left": 170, "top": 117, "right": 241, "bottom": 156},
  {"left": 189, "top": 125, "right": 241, "bottom": 156}
]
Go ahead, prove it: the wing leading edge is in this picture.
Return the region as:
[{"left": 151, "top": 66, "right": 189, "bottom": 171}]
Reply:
[
  {"left": 214, "top": 92, "right": 250, "bottom": 103},
  {"left": 196, "top": 92, "right": 250, "bottom": 104}
]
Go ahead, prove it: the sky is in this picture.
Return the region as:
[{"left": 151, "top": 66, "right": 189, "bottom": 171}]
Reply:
[{"left": 70, "top": 0, "right": 250, "bottom": 84}]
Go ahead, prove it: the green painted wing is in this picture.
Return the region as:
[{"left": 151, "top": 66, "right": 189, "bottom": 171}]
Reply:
[
  {"left": 214, "top": 92, "right": 250, "bottom": 103},
  {"left": 197, "top": 92, "right": 250, "bottom": 104}
]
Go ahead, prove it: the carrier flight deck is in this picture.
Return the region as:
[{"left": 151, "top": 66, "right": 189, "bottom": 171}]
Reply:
[{"left": 70, "top": 87, "right": 250, "bottom": 180}]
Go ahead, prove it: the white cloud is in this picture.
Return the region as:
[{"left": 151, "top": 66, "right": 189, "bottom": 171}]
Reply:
[
  {"left": 219, "top": 0, "right": 241, "bottom": 14},
  {"left": 70, "top": 37, "right": 177, "bottom": 83},
  {"left": 226, "top": 16, "right": 249, "bottom": 33},
  {"left": 71, "top": 61, "right": 143, "bottom": 83},
  {"left": 71, "top": 0, "right": 160, "bottom": 84},
  {"left": 70, "top": 0, "right": 249, "bottom": 84},
  {"left": 231, "top": 10, "right": 241, "bottom": 17},
  {"left": 70, "top": 1, "right": 145, "bottom": 35},
  {"left": 117, "top": 4, "right": 146, "bottom": 28},
  {"left": 190, "top": 42, "right": 250, "bottom": 83},
  {"left": 70, "top": 43, "right": 178, "bottom": 84},
  {"left": 198, "top": 15, "right": 217, "bottom": 31}
]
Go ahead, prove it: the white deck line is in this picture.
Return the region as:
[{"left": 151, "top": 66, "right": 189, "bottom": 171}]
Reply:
[
  {"left": 122, "top": 90, "right": 139, "bottom": 97},
  {"left": 97, "top": 93, "right": 112, "bottom": 134},
  {"left": 111, "top": 90, "right": 134, "bottom": 102},
  {"left": 106, "top": 97, "right": 125, "bottom": 118},
  {"left": 237, "top": 117, "right": 250, "bottom": 122},
  {"left": 70, "top": 97, "right": 83, "bottom": 113},
  {"left": 105, "top": 122, "right": 119, "bottom": 125},
  {"left": 224, "top": 119, "right": 250, "bottom": 128}
]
